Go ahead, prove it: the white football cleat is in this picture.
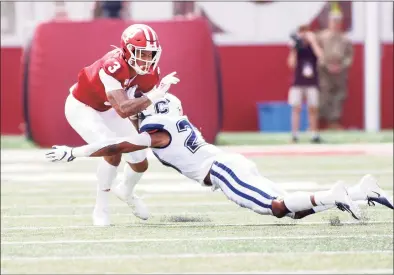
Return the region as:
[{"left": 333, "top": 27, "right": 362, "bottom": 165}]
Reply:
[
  {"left": 92, "top": 207, "right": 111, "bottom": 226},
  {"left": 332, "top": 181, "right": 362, "bottom": 220},
  {"left": 112, "top": 183, "right": 150, "bottom": 220},
  {"left": 127, "top": 195, "right": 150, "bottom": 220},
  {"left": 358, "top": 174, "right": 393, "bottom": 210}
]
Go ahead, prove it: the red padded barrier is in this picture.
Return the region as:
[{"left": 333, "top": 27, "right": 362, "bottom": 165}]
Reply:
[
  {"left": 26, "top": 18, "right": 220, "bottom": 147},
  {"left": 1, "top": 48, "right": 24, "bottom": 134}
]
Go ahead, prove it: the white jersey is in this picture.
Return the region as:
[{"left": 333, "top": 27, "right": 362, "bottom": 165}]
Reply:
[{"left": 140, "top": 115, "right": 223, "bottom": 182}]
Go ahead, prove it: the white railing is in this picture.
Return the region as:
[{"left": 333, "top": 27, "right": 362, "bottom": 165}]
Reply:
[
  {"left": 1, "top": 1, "right": 392, "bottom": 47},
  {"left": 0, "top": 1, "right": 175, "bottom": 47}
]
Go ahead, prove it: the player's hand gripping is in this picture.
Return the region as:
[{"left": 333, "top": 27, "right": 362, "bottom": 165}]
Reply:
[
  {"left": 146, "top": 72, "right": 180, "bottom": 101},
  {"left": 45, "top": 145, "right": 76, "bottom": 162}
]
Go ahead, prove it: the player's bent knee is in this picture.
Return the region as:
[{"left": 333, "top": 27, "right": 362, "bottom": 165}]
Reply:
[
  {"left": 271, "top": 200, "right": 289, "bottom": 218},
  {"left": 104, "top": 154, "right": 122, "bottom": 166},
  {"left": 128, "top": 158, "right": 149, "bottom": 173}
]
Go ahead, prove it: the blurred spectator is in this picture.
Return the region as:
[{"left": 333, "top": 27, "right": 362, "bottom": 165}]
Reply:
[
  {"left": 173, "top": 1, "right": 199, "bottom": 19},
  {"left": 93, "top": 1, "right": 129, "bottom": 19},
  {"left": 173, "top": 1, "right": 223, "bottom": 33},
  {"left": 310, "top": 2, "right": 352, "bottom": 33},
  {"left": 317, "top": 8, "right": 353, "bottom": 130},
  {"left": 287, "top": 25, "right": 323, "bottom": 143},
  {"left": 54, "top": 1, "right": 68, "bottom": 21}
]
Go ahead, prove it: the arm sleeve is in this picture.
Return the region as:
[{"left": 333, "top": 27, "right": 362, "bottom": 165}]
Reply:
[
  {"left": 72, "top": 132, "right": 152, "bottom": 157},
  {"left": 98, "top": 68, "right": 123, "bottom": 93}
]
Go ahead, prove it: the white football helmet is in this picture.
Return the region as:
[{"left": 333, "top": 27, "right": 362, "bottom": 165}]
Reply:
[{"left": 139, "top": 93, "right": 183, "bottom": 119}]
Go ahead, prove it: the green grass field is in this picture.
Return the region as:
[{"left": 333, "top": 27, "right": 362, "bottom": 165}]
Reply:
[
  {"left": 217, "top": 130, "right": 394, "bottom": 145},
  {"left": 1, "top": 144, "right": 393, "bottom": 274}
]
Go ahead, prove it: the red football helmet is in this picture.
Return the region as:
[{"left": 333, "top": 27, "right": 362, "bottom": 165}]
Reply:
[{"left": 120, "top": 24, "right": 162, "bottom": 75}]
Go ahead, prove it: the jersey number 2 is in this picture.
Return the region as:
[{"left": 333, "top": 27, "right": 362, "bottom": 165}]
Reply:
[
  {"left": 176, "top": 119, "right": 205, "bottom": 153},
  {"left": 108, "top": 61, "right": 121, "bottom": 74}
]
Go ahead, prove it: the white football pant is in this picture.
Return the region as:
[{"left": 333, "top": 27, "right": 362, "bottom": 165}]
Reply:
[
  {"left": 209, "top": 153, "right": 286, "bottom": 216},
  {"left": 64, "top": 93, "right": 147, "bottom": 163}
]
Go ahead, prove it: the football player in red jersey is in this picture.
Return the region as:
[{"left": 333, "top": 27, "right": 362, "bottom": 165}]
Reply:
[{"left": 64, "top": 24, "right": 180, "bottom": 226}]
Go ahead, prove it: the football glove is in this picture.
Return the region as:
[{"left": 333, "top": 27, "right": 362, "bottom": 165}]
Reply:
[
  {"left": 45, "top": 145, "right": 76, "bottom": 162},
  {"left": 146, "top": 71, "right": 180, "bottom": 101}
]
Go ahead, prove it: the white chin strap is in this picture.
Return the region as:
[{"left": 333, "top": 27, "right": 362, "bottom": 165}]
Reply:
[
  {"left": 127, "top": 45, "right": 161, "bottom": 75},
  {"left": 128, "top": 57, "right": 150, "bottom": 75},
  {"left": 131, "top": 63, "right": 147, "bottom": 75}
]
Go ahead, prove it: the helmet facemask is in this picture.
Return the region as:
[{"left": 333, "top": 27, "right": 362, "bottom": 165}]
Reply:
[{"left": 126, "top": 44, "right": 162, "bottom": 75}]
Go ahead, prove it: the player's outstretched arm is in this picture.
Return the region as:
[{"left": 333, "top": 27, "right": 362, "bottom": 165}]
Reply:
[
  {"left": 45, "top": 132, "right": 170, "bottom": 162},
  {"left": 45, "top": 132, "right": 151, "bottom": 162}
]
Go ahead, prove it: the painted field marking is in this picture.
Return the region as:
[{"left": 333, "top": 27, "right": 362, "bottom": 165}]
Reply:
[
  {"left": 0, "top": 200, "right": 377, "bottom": 210},
  {"left": 0, "top": 201, "right": 232, "bottom": 210},
  {"left": 2, "top": 206, "right": 390, "bottom": 219},
  {"left": 1, "top": 250, "right": 392, "bottom": 261},
  {"left": 182, "top": 268, "right": 394, "bottom": 275},
  {"left": 2, "top": 170, "right": 392, "bottom": 184},
  {"left": 2, "top": 234, "right": 392, "bottom": 245},
  {"left": 2, "top": 220, "right": 392, "bottom": 232}
]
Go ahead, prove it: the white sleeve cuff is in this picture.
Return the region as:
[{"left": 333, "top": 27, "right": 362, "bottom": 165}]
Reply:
[{"left": 98, "top": 69, "right": 123, "bottom": 93}]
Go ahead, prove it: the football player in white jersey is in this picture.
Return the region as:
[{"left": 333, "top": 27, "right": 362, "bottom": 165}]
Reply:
[{"left": 46, "top": 94, "right": 393, "bottom": 221}]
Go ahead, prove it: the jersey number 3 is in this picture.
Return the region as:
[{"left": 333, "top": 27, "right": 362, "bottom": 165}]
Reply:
[
  {"left": 176, "top": 119, "right": 205, "bottom": 153},
  {"left": 108, "top": 61, "right": 121, "bottom": 74}
]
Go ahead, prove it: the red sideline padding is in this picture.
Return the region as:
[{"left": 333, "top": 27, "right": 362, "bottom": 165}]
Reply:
[
  {"left": 26, "top": 19, "right": 219, "bottom": 147},
  {"left": 1, "top": 48, "right": 24, "bottom": 134}
]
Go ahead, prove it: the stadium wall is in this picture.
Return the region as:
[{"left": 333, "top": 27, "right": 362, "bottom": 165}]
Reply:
[
  {"left": 2, "top": 43, "right": 393, "bottom": 136},
  {"left": 11, "top": 19, "right": 222, "bottom": 147}
]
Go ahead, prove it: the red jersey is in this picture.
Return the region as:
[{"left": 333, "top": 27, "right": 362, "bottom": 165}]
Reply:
[{"left": 72, "top": 48, "right": 160, "bottom": 111}]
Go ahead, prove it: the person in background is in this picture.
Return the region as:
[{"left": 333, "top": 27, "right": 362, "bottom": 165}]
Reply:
[
  {"left": 317, "top": 9, "right": 353, "bottom": 130},
  {"left": 54, "top": 1, "right": 68, "bottom": 21},
  {"left": 93, "top": 1, "right": 129, "bottom": 19},
  {"left": 287, "top": 25, "right": 323, "bottom": 143}
]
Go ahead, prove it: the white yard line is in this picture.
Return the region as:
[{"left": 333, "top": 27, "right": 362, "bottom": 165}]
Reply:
[
  {"left": 1, "top": 207, "right": 388, "bottom": 219},
  {"left": 0, "top": 183, "right": 337, "bottom": 194},
  {"left": 0, "top": 200, "right": 374, "bottom": 210},
  {"left": 2, "top": 144, "right": 392, "bottom": 160},
  {"left": 1, "top": 159, "right": 391, "bottom": 173},
  {"left": 219, "top": 143, "right": 393, "bottom": 152},
  {"left": 1, "top": 189, "right": 211, "bottom": 195},
  {"left": 4, "top": 185, "right": 394, "bottom": 195},
  {"left": 2, "top": 185, "right": 212, "bottom": 194},
  {"left": 1, "top": 251, "right": 392, "bottom": 262},
  {"left": 1, "top": 173, "right": 186, "bottom": 182},
  {"left": 2, "top": 221, "right": 391, "bottom": 232},
  {"left": 4, "top": 181, "right": 393, "bottom": 194},
  {"left": 2, "top": 163, "right": 392, "bottom": 175},
  {"left": 0, "top": 201, "right": 233, "bottom": 210},
  {"left": 1, "top": 211, "right": 241, "bottom": 218},
  {"left": 0, "top": 150, "right": 156, "bottom": 162},
  {"left": 182, "top": 269, "right": 394, "bottom": 275},
  {"left": 1, "top": 170, "right": 392, "bottom": 183},
  {"left": 1, "top": 189, "right": 388, "bottom": 196},
  {"left": 2, "top": 234, "right": 392, "bottom": 245}
]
